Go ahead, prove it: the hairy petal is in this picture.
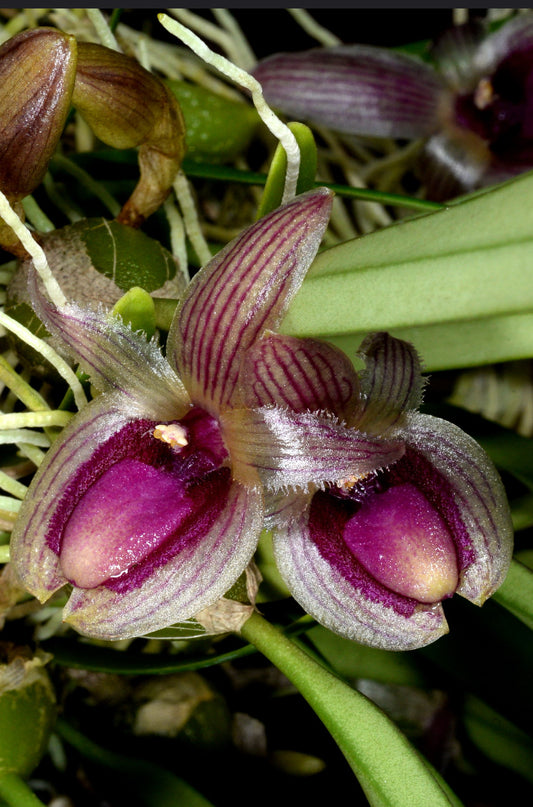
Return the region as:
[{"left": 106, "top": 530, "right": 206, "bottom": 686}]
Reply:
[
  {"left": 31, "top": 277, "right": 189, "bottom": 419},
  {"left": 403, "top": 412, "right": 513, "bottom": 604},
  {"left": 272, "top": 502, "right": 449, "bottom": 651},
  {"left": 253, "top": 46, "right": 446, "bottom": 139},
  {"left": 170, "top": 188, "right": 334, "bottom": 413},
  {"left": 10, "top": 394, "right": 138, "bottom": 601},
  {"left": 355, "top": 332, "right": 424, "bottom": 434},
  {"left": 220, "top": 406, "right": 404, "bottom": 491},
  {"left": 61, "top": 482, "right": 263, "bottom": 640},
  {"left": 240, "top": 333, "right": 359, "bottom": 418}
]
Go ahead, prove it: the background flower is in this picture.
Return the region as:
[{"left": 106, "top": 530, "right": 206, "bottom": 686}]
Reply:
[{"left": 253, "top": 12, "right": 533, "bottom": 200}]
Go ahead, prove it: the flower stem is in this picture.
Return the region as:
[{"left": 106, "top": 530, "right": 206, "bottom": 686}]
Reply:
[
  {"left": 0, "top": 773, "right": 46, "bottom": 807},
  {"left": 240, "top": 611, "right": 462, "bottom": 807}
]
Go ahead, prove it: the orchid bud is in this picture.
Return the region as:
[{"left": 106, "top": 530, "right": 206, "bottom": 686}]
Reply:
[
  {"left": 0, "top": 28, "right": 77, "bottom": 255},
  {"left": 72, "top": 43, "right": 186, "bottom": 228},
  {"left": 0, "top": 645, "right": 56, "bottom": 777}
]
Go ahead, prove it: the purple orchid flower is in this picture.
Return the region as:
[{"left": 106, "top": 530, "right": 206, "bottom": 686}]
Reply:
[
  {"left": 10, "top": 188, "right": 512, "bottom": 648},
  {"left": 10, "top": 188, "right": 408, "bottom": 641},
  {"left": 253, "top": 13, "right": 533, "bottom": 200},
  {"left": 229, "top": 331, "right": 513, "bottom": 650}
]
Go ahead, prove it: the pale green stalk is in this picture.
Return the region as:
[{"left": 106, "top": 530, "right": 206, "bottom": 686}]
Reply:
[
  {"left": 0, "top": 356, "right": 50, "bottom": 412},
  {"left": 0, "top": 430, "right": 50, "bottom": 447},
  {"left": 0, "top": 190, "right": 66, "bottom": 308},
  {"left": 0, "top": 412, "right": 73, "bottom": 430},
  {"left": 0, "top": 313, "right": 87, "bottom": 410},
  {"left": 21, "top": 197, "right": 55, "bottom": 233},
  {"left": 0, "top": 472, "right": 28, "bottom": 500}
]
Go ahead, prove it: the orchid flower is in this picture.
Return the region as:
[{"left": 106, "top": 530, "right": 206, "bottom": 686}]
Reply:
[
  {"left": 10, "top": 186, "right": 512, "bottom": 647},
  {"left": 11, "top": 188, "right": 405, "bottom": 641},
  {"left": 253, "top": 13, "right": 533, "bottom": 199},
  {"left": 235, "top": 331, "right": 513, "bottom": 650}
]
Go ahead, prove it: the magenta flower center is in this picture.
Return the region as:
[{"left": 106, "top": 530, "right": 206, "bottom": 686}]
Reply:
[
  {"left": 60, "top": 459, "right": 196, "bottom": 587},
  {"left": 343, "top": 482, "right": 459, "bottom": 603},
  {"left": 49, "top": 406, "right": 230, "bottom": 591},
  {"left": 454, "top": 46, "right": 533, "bottom": 164}
]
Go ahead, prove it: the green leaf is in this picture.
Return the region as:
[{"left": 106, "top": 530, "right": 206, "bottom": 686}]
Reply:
[
  {"left": 282, "top": 171, "right": 533, "bottom": 370},
  {"left": 241, "top": 613, "right": 463, "bottom": 807},
  {"left": 492, "top": 559, "right": 533, "bottom": 631},
  {"left": 79, "top": 218, "right": 179, "bottom": 293}
]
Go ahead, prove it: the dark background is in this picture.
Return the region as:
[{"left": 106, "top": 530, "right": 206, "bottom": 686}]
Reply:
[{"left": 121, "top": 8, "right": 485, "bottom": 58}]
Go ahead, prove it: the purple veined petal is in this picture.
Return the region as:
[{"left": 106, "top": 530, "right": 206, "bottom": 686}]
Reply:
[
  {"left": 401, "top": 412, "right": 513, "bottom": 604},
  {"left": 31, "top": 274, "right": 189, "bottom": 420},
  {"left": 61, "top": 481, "right": 263, "bottom": 640},
  {"left": 240, "top": 333, "right": 360, "bottom": 419},
  {"left": 252, "top": 46, "right": 446, "bottom": 140},
  {"left": 220, "top": 406, "right": 405, "bottom": 491},
  {"left": 474, "top": 11, "right": 533, "bottom": 75},
  {"left": 355, "top": 332, "right": 424, "bottom": 435},
  {"left": 10, "top": 394, "right": 139, "bottom": 602},
  {"left": 418, "top": 128, "right": 492, "bottom": 199},
  {"left": 170, "top": 188, "right": 334, "bottom": 414},
  {"left": 271, "top": 499, "right": 449, "bottom": 651}
]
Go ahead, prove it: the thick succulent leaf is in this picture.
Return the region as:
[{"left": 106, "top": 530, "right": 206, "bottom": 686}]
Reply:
[
  {"left": 220, "top": 406, "right": 405, "bottom": 491},
  {"left": 10, "top": 394, "right": 138, "bottom": 602},
  {"left": 240, "top": 333, "right": 360, "bottom": 418},
  {"left": 61, "top": 482, "right": 263, "bottom": 640},
  {"left": 475, "top": 11, "right": 533, "bottom": 75},
  {"left": 281, "top": 170, "right": 533, "bottom": 370},
  {"left": 355, "top": 332, "right": 424, "bottom": 435},
  {"left": 170, "top": 188, "right": 333, "bottom": 413},
  {"left": 31, "top": 277, "right": 189, "bottom": 420},
  {"left": 403, "top": 412, "right": 513, "bottom": 604},
  {"left": 253, "top": 46, "right": 445, "bottom": 139},
  {"left": 271, "top": 502, "right": 449, "bottom": 651}
]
